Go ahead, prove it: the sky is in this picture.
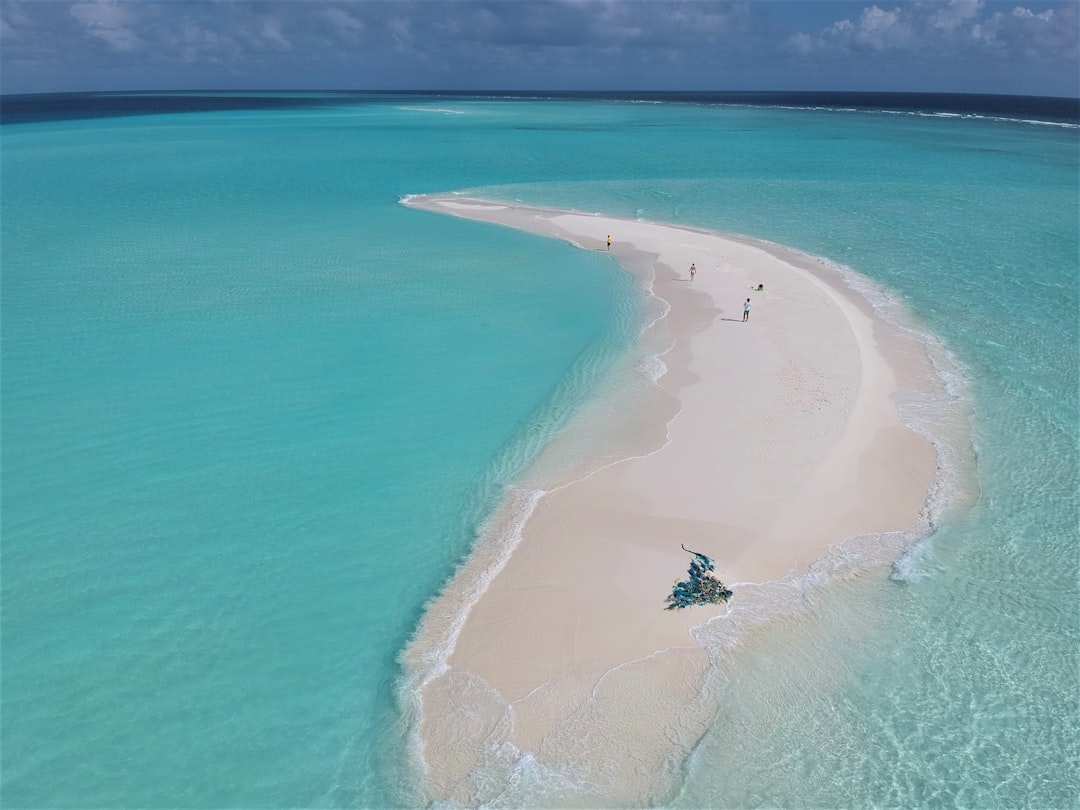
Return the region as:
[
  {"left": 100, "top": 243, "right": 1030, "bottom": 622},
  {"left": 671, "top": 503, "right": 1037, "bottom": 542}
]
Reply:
[{"left": 1, "top": 0, "right": 1077, "bottom": 97}]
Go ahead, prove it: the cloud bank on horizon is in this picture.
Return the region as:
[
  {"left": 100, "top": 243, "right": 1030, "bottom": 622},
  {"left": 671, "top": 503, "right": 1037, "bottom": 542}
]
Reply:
[{"left": 1, "top": 0, "right": 1076, "bottom": 97}]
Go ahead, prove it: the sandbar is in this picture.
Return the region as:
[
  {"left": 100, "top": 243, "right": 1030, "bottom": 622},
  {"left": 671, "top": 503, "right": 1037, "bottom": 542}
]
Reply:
[{"left": 400, "top": 195, "right": 939, "bottom": 807}]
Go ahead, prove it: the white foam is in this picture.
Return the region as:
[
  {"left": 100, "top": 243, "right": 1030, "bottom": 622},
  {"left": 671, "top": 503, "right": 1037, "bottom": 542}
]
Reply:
[
  {"left": 891, "top": 538, "right": 936, "bottom": 582},
  {"left": 397, "top": 485, "right": 545, "bottom": 790},
  {"left": 689, "top": 519, "right": 934, "bottom": 660},
  {"left": 395, "top": 106, "right": 466, "bottom": 115},
  {"left": 415, "top": 487, "right": 544, "bottom": 689},
  {"left": 468, "top": 745, "right": 599, "bottom": 808},
  {"left": 730, "top": 103, "right": 1079, "bottom": 129},
  {"left": 637, "top": 354, "right": 668, "bottom": 383}
]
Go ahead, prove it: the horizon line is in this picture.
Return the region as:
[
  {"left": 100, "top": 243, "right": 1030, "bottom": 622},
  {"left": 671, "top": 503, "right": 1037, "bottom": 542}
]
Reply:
[{"left": 3, "top": 88, "right": 1079, "bottom": 102}]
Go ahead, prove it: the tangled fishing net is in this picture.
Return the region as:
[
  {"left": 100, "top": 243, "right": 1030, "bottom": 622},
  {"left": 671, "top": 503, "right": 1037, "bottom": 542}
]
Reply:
[{"left": 664, "top": 544, "right": 733, "bottom": 610}]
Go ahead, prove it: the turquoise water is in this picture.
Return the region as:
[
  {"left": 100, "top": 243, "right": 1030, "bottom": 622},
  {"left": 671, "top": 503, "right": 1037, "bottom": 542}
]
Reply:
[{"left": 2, "top": 96, "right": 1077, "bottom": 807}]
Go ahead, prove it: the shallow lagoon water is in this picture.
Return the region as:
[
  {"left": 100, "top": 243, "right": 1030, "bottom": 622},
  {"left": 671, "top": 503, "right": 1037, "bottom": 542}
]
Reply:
[{"left": 2, "top": 94, "right": 1076, "bottom": 807}]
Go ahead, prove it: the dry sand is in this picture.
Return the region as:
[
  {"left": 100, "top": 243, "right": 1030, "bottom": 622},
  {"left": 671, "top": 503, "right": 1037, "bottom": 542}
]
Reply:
[{"left": 400, "top": 195, "right": 938, "bottom": 806}]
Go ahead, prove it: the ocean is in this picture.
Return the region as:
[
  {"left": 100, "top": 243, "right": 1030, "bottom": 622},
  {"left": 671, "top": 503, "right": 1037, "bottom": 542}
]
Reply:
[{"left": 2, "top": 92, "right": 1076, "bottom": 808}]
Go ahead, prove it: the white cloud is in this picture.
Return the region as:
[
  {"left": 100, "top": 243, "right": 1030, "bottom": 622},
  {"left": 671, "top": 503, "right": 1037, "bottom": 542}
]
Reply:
[
  {"left": 786, "top": 31, "right": 813, "bottom": 55},
  {"left": 259, "top": 16, "right": 291, "bottom": 51},
  {"left": 926, "top": 0, "right": 983, "bottom": 32},
  {"left": 386, "top": 16, "right": 413, "bottom": 51},
  {"left": 320, "top": 7, "right": 365, "bottom": 41},
  {"left": 69, "top": 0, "right": 142, "bottom": 52},
  {"left": 852, "top": 6, "right": 914, "bottom": 51},
  {"left": 179, "top": 20, "right": 219, "bottom": 46},
  {"left": 793, "top": 4, "right": 916, "bottom": 53},
  {"left": 1, "top": 1, "right": 30, "bottom": 41},
  {"left": 0, "top": 1, "right": 1075, "bottom": 97},
  {"left": 229, "top": 9, "right": 293, "bottom": 54},
  {"left": 1010, "top": 6, "right": 1053, "bottom": 20},
  {"left": 175, "top": 19, "right": 226, "bottom": 65},
  {"left": 971, "top": 3, "right": 1075, "bottom": 59},
  {"left": 788, "top": 0, "right": 1076, "bottom": 63}
]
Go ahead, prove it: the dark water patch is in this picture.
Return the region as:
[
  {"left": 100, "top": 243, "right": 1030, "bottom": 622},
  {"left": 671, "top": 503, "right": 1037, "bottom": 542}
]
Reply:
[
  {"left": 423, "top": 90, "right": 1080, "bottom": 124},
  {"left": 0, "top": 91, "right": 384, "bottom": 125},
  {"left": 4, "top": 90, "right": 1078, "bottom": 126}
]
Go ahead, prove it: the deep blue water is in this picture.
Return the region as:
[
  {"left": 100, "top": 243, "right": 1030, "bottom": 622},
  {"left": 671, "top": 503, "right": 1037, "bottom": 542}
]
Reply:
[{"left": 3, "top": 89, "right": 1077, "bottom": 125}]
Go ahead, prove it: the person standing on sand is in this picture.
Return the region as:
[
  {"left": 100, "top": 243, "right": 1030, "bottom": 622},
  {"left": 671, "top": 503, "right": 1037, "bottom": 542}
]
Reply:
[
  {"left": 607, "top": 235, "right": 612, "bottom": 251},
  {"left": 743, "top": 298, "right": 752, "bottom": 322},
  {"left": 689, "top": 263, "right": 696, "bottom": 281}
]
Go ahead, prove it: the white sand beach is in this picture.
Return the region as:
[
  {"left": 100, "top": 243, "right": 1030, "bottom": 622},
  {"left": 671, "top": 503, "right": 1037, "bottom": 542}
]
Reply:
[{"left": 401, "top": 196, "right": 939, "bottom": 806}]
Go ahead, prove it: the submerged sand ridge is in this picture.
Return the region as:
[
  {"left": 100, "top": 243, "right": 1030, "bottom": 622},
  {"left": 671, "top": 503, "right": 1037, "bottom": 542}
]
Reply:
[{"left": 400, "top": 195, "right": 939, "bottom": 806}]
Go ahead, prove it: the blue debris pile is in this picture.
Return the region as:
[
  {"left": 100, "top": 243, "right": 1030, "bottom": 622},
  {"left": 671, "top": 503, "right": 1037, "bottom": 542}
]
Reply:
[{"left": 665, "top": 544, "right": 733, "bottom": 610}]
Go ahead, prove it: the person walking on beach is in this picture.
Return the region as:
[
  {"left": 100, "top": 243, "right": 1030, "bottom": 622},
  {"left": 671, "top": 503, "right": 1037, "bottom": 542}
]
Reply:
[
  {"left": 689, "top": 263, "right": 696, "bottom": 282},
  {"left": 743, "top": 298, "right": 752, "bottom": 322},
  {"left": 607, "top": 235, "right": 612, "bottom": 251}
]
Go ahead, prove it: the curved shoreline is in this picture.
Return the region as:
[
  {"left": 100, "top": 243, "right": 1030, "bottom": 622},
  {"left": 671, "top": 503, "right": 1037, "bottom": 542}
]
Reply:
[{"left": 400, "top": 195, "right": 945, "bottom": 806}]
